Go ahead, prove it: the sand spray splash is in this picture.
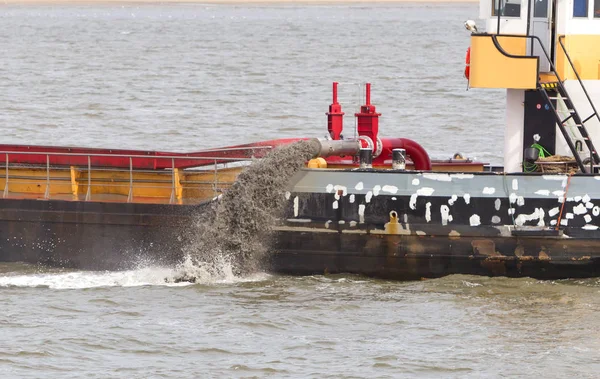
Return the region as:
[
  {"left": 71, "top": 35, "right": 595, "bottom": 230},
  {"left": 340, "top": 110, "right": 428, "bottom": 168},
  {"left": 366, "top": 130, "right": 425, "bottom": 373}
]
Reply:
[{"left": 170, "top": 140, "right": 320, "bottom": 282}]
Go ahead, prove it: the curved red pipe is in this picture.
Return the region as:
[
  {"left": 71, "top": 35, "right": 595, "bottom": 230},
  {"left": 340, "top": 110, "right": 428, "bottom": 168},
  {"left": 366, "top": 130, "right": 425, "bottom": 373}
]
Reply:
[{"left": 378, "top": 138, "right": 432, "bottom": 171}]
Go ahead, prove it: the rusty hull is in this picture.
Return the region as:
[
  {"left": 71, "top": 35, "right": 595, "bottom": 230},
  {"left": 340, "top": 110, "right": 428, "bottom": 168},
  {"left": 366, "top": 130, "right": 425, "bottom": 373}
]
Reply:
[{"left": 272, "top": 225, "right": 600, "bottom": 280}]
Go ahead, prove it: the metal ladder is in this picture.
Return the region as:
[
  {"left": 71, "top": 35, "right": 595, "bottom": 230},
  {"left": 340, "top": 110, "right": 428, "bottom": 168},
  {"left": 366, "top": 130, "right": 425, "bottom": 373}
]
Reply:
[
  {"left": 537, "top": 81, "right": 599, "bottom": 172},
  {"left": 537, "top": 36, "right": 600, "bottom": 173}
]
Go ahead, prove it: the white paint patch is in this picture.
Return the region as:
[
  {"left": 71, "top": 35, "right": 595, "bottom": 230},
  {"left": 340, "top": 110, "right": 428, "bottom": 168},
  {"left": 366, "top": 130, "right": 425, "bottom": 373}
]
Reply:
[
  {"left": 582, "top": 194, "right": 591, "bottom": 203},
  {"left": 410, "top": 188, "right": 435, "bottom": 210},
  {"left": 535, "top": 190, "right": 550, "bottom": 196},
  {"left": 355, "top": 182, "right": 364, "bottom": 191},
  {"left": 560, "top": 219, "right": 568, "bottom": 226},
  {"left": 550, "top": 220, "right": 557, "bottom": 226},
  {"left": 409, "top": 194, "right": 418, "bottom": 210},
  {"left": 574, "top": 195, "right": 582, "bottom": 202},
  {"left": 373, "top": 185, "right": 381, "bottom": 196},
  {"left": 285, "top": 191, "right": 291, "bottom": 200},
  {"left": 512, "top": 179, "right": 518, "bottom": 191},
  {"left": 463, "top": 194, "right": 471, "bottom": 204},
  {"left": 293, "top": 196, "right": 299, "bottom": 217},
  {"left": 469, "top": 214, "right": 481, "bottom": 226},
  {"left": 349, "top": 194, "right": 355, "bottom": 203},
  {"left": 382, "top": 185, "right": 398, "bottom": 194},
  {"left": 449, "top": 194, "right": 458, "bottom": 206},
  {"left": 495, "top": 198, "right": 501, "bottom": 211},
  {"left": 423, "top": 173, "right": 452, "bottom": 182},
  {"left": 325, "top": 220, "right": 332, "bottom": 229},
  {"left": 491, "top": 215, "right": 501, "bottom": 224},
  {"left": 514, "top": 208, "right": 545, "bottom": 227},
  {"left": 416, "top": 231, "right": 426, "bottom": 236},
  {"left": 365, "top": 191, "right": 373, "bottom": 203},
  {"left": 403, "top": 214, "right": 408, "bottom": 223},
  {"left": 508, "top": 208, "right": 515, "bottom": 215},
  {"left": 425, "top": 202, "right": 432, "bottom": 222},
  {"left": 450, "top": 174, "right": 474, "bottom": 179},
  {"left": 332, "top": 201, "right": 338, "bottom": 210},
  {"left": 350, "top": 221, "right": 357, "bottom": 227},
  {"left": 517, "top": 196, "right": 525, "bottom": 206},
  {"left": 595, "top": 176, "right": 600, "bottom": 181},
  {"left": 417, "top": 187, "right": 435, "bottom": 196},
  {"left": 586, "top": 202, "right": 594, "bottom": 209},
  {"left": 583, "top": 224, "right": 599, "bottom": 230},
  {"left": 358, "top": 204, "right": 366, "bottom": 223},
  {"left": 326, "top": 184, "right": 334, "bottom": 193},
  {"left": 509, "top": 193, "right": 517, "bottom": 204},
  {"left": 566, "top": 213, "right": 574, "bottom": 220},
  {"left": 566, "top": 197, "right": 575, "bottom": 202},
  {"left": 412, "top": 178, "right": 420, "bottom": 186},
  {"left": 440, "top": 205, "right": 451, "bottom": 226},
  {"left": 391, "top": 197, "right": 397, "bottom": 201},
  {"left": 338, "top": 220, "right": 345, "bottom": 225},
  {"left": 482, "top": 187, "right": 496, "bottom": 195},
  {"left": 553, "top": 190, "right": 565, "bottom": 197},
  {"left": 584, "top": 215, "right": 593, "bottom": 223},
  {"left": 573, "top": 203, "right": 587, "bottom": 215},
  {"left": 543, "top": 175, "right": 568, "bottom": 181},
  {"left": 594, "top": 206, "right": 600, "bottom": 217},
  {"left": 548, "top": 207, "right": 560, "bottom": 217}
]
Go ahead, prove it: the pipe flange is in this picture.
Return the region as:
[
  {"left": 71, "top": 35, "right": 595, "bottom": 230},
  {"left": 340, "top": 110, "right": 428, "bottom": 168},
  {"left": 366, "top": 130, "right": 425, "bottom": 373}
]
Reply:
[
  {"left": 358, "top": 135, "right": 374, "bottom": 151},
  {"left": 374, "top": 137, "right": 383, "bottom": 158}
]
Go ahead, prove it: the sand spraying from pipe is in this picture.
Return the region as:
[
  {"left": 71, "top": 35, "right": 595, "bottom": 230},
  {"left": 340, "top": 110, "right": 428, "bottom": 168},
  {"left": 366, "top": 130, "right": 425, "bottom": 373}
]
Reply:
[{"left": 172, "top": 140, "right": 320, "bottom": 282}]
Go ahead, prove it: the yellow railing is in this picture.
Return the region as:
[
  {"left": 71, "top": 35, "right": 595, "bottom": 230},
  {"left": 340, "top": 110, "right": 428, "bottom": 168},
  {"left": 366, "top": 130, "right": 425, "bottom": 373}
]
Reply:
[
  {"left": 469, "top": 34, "right": 539, "bottom": 89},
  {"left": 0, "top": 150, "right": 263, "bottom": 205}
]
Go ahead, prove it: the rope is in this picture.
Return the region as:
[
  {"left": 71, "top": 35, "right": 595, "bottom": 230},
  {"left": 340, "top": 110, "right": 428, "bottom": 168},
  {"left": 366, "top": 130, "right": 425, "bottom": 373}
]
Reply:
[
  {"left": 555, "top": 174, "right": 573, "bottom": 231},
  {"left": 523, "top": 143, "right": 552, "bottom": 173}
]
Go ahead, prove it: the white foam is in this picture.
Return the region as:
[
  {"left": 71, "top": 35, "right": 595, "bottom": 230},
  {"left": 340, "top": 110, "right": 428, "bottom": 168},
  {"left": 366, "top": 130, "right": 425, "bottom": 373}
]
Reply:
[{"left": 0, "top": 258, "right": 269, "bottom": 289}]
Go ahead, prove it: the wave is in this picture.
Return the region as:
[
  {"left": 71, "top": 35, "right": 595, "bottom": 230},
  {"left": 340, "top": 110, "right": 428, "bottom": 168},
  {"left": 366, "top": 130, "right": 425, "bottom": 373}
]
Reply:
[{"left": 0, "top": 258, "right": 269, "bottom": 290}]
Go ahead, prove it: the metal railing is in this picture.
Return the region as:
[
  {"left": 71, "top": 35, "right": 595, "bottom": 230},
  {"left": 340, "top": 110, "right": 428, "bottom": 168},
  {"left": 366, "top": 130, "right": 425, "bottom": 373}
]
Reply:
[
  {"left": 490, "top": 34, "right": 599, "bottom": 172},
  {"left": 557, "top": 35, "right": 600, "bottom": 128},
  {"left": 0, "top": 148, "right": 270, "bottom": 204}
]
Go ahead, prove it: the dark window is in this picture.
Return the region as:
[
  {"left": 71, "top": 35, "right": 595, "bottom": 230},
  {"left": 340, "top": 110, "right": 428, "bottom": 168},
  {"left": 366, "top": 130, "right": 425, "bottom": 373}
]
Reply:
[
  {"left": 492, "top": 0, "right": 522, "bottom": 17},
  {"left": 534, "top": 0, "right": 548, "bottom": 17},
  {"left": 573, "top": 0, "right": 588, "bottom": 17},
  {"left": 594, "top": 0, "right": 600, "bottom": 17}
]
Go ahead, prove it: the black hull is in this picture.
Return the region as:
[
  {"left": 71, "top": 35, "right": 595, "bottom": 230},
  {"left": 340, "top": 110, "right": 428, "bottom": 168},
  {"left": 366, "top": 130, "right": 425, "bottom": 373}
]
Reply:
[
  {"left": 3, "top": 168, "right": 600, "bottom": 282},
  {"left": 273, "top": 229, "right": 600, "bottom": 280},
  {"left": 0, "top": 198, "right": 203, "bottom": 270}
]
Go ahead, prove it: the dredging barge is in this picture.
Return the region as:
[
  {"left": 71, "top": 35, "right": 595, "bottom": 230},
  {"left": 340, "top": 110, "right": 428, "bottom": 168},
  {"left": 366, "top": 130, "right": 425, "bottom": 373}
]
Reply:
[{"left": 3, "top": 0, "right": 600, "bottom": 280}]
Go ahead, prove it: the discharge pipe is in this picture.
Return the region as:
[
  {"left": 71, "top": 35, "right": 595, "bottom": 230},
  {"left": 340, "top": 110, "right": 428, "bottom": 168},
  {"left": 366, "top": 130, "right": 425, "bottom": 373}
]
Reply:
[{"left": 311, "top": 138, "right": 361, "bottom": 158}]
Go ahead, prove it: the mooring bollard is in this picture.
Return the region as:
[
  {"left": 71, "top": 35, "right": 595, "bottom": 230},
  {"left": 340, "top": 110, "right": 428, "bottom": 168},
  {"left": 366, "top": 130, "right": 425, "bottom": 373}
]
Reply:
[
  {"left": 359, "top": 148, "right": 373, "bottom": 169},
  {"left": 392, "top": 148, "right": 406, "bottom": 170}
]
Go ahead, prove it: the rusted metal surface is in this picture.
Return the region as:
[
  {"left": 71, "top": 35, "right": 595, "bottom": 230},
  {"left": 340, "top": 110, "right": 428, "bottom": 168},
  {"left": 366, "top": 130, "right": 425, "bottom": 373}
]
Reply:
[{"left": 272, "top": 227, "right": 600, "bottom": 280}]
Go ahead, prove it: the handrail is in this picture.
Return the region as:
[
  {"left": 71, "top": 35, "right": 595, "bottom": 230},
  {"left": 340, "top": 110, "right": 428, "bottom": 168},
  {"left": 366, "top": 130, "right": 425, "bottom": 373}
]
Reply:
[
  {"left": 0, "top": 150, "right": 245, "bottom": 204},
  {"left": 490, "top": 33, "right": 596, "bottom": 171},
  {"left": 557, "top": 35, "right": 600, "bottom": 127},
  {"left": 0, "top": 150, "right": 270, "bottom": 162}
]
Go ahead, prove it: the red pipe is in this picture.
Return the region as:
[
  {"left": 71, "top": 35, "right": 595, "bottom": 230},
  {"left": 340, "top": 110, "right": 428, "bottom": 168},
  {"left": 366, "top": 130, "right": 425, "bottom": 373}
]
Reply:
[
  {"left": 332, "top": 82, "right": 338, "bottom": 104},
  {"left": 378, "top": 138, "right": 432, "bottom": 171}
]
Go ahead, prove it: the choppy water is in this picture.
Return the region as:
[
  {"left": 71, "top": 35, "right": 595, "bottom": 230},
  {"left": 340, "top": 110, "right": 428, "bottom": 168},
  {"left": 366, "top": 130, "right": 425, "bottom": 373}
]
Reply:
[{"left": 2, "top": 3, "right": 596, "bottom": 378}]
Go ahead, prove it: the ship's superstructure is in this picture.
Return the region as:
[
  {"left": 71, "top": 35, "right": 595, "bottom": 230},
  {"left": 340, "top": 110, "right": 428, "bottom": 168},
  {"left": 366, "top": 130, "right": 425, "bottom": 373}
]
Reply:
[{"left": 468, "top": 0, "right": 600, "bottom": 173}]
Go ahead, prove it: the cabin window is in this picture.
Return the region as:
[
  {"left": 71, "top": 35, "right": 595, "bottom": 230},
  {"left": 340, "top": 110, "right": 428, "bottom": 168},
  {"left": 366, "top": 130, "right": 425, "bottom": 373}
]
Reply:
[
  {"left": 595, "top": 0, "right": 600, "bottom": 17},
  {"left": 573, "top": 0, "right": 588, "bottom": 17},
  {"left": 492, "top": 0, "right": 522, "bottom": 17},
  {"left": 533, "top": 0, "right": 548, "bottom": 17}
]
